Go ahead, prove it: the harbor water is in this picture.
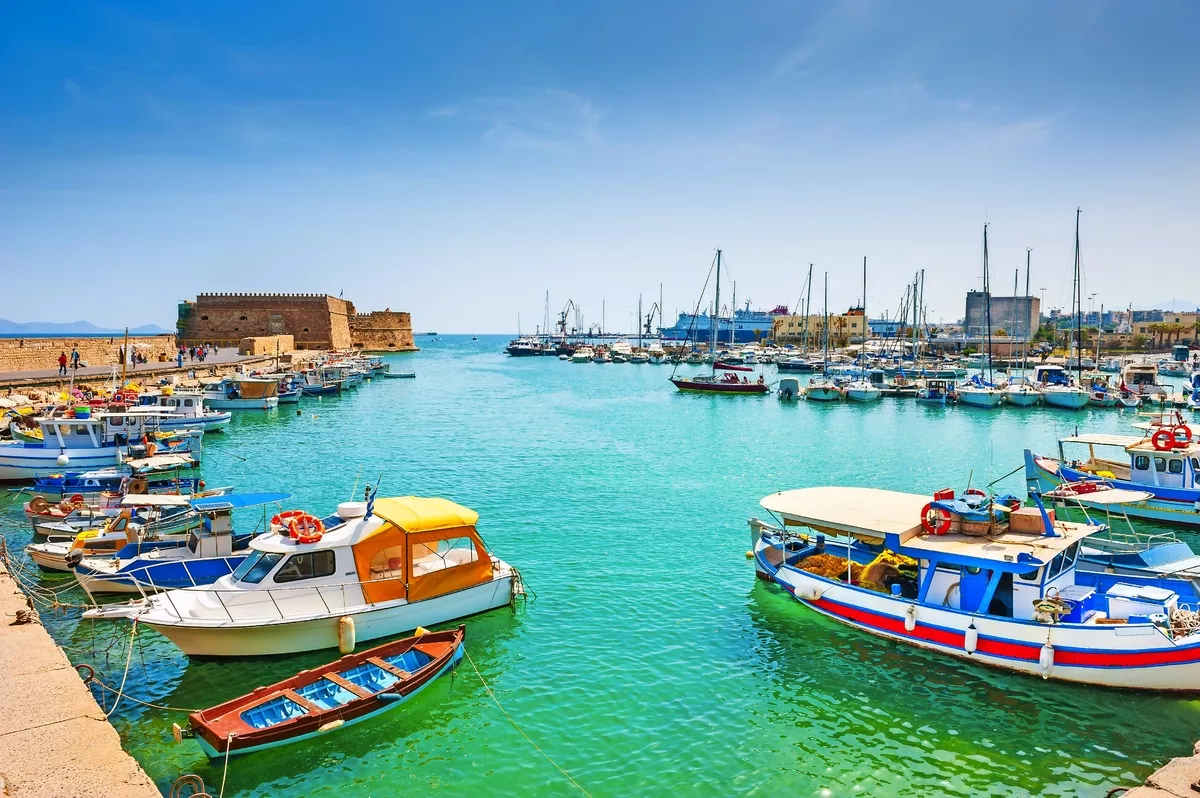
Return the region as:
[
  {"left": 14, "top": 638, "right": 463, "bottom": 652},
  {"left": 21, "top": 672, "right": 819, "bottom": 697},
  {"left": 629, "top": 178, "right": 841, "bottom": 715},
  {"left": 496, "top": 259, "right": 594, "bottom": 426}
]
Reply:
[{"left": 3, "top": 334, "right": 1198, "bottom": 796}]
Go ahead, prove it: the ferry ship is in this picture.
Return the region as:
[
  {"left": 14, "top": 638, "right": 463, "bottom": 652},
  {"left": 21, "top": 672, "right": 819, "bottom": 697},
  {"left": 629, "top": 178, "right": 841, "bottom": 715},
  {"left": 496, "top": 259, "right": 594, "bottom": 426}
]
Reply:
[{"left": 659, "top": 302, "right": 788, "bottom": 344}]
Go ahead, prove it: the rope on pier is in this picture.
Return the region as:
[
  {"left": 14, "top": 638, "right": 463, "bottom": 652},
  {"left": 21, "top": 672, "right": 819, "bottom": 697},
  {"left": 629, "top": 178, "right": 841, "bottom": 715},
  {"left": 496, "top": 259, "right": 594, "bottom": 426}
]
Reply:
[
  {"left": 464, "top": 648, "right": 591, "bottom": 797},
  {"left": 104, "top": 619, "right": 138, "bottom": 718}
]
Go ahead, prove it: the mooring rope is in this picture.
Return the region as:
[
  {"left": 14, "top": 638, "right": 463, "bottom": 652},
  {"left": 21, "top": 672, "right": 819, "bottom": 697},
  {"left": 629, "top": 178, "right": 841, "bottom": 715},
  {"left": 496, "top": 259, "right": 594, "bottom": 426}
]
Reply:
[
  {"left": 104, "top": 619, "right": 138, "bottom": 718},
  {"left": 464, "top": 649, "right": 591, "bottom": 797}
]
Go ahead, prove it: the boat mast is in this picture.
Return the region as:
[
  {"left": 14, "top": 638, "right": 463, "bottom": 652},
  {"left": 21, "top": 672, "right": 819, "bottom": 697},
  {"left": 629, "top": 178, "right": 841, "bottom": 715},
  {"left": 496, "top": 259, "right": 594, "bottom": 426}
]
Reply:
[
  {"left": 1024, "top": 248, "right": 1032, "bottom": 375},
  {"left": 823, "top": 271, "right": 829, "bottom": 366},
  {"left": 713, "top": 249, "right": 721, "bottom": 373},
  {"left": 862, "top": 255, "right": 867, "bottom": 366},
  {"left": 638, "top": 294, "right": 643, "bottom": 349},
  {"left": 1074, "top": 208, "right": 1082, "bottom": 384},
  {"left": 983, "top": 224, "right": 993, "bottom": 382},
  {"left": 803, "top": 263, "right": 813, "bottom": 355},
  {"left": 918, "top": 270, "right": 926, "bottom": 360}
]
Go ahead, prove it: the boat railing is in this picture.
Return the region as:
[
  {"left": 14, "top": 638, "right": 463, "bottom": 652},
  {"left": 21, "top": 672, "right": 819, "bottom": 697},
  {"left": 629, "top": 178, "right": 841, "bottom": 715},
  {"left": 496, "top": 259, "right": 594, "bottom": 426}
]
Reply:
[{"left": 151, "top": 575, "right": 414, "bottom": 624}]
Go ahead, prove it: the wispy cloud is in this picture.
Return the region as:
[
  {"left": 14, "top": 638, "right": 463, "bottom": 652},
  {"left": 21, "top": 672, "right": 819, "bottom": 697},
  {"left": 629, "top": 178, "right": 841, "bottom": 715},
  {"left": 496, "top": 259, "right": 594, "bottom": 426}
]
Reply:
[
  {"left": 431, "top": 89, "right": 602, "bottom": 150},
  {"left": 772, "top": 0, "right": 874, "bottom": 79}
]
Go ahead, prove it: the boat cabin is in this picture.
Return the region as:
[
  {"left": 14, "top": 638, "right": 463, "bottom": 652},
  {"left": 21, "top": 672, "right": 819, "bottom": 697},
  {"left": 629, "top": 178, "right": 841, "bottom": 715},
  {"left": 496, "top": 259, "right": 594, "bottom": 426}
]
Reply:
[
  {"left": 204, "top": 378, "right": 279, "bottom": 401},
  {"left": 223, "top": 496, "right": 496, "bottom": 607},
  {"left": 1122, "top": 363, "right": 1163, "bottom": 394},
  {"left": 30, "top": 412, "right": 165, "bottom": 450},
  {"left": 1034, "top": 365, "right": 1072, "bottom": 386},
  {"left": 1054, "top": 433, "right": 1200, "bottom": 490}
]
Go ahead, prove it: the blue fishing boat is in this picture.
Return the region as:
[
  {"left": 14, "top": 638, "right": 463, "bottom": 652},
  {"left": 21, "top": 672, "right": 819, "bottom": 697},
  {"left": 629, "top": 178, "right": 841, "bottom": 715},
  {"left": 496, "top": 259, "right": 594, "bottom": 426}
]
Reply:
[
  {"left": 1025, "top": 427, "right": 1200, "bottom": 528},
  {"left": 750, "top": 485, "right": 1200, "bottom": 690},
  {"left": 72, "top": 493, "right": 290, "bottom": 597}
]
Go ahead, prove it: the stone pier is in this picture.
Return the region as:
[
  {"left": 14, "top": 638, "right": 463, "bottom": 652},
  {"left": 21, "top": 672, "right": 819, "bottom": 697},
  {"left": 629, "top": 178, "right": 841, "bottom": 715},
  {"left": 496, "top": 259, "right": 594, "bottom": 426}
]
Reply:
[{"left": 0, "top": 558, "right": 160, "bottom": 797}]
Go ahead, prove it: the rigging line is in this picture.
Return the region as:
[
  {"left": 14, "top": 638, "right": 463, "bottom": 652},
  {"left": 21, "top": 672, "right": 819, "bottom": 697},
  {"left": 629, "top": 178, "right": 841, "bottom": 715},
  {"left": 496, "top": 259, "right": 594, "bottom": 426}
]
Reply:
[
  {"left": 465, "top": 649, "right": 592, "bottom": 797},
  {"left": 986, "top": 463, "right": 1025, "bottom": 488},
  {"left": 669, "top": 250, "right": 719, "bottom": 379}
]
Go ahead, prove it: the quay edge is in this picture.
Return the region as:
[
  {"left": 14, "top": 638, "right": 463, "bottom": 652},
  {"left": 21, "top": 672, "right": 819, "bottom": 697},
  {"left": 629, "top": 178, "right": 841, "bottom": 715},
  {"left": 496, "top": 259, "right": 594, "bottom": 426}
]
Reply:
[{"left": 0, "top": 559, "right": 161, "bottom": 798}]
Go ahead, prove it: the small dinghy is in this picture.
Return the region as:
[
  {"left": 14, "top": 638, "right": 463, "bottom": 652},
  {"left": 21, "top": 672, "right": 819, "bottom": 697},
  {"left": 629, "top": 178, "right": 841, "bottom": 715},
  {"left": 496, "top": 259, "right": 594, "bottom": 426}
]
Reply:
[
  {"left": 185, "top": 625, "right": 464, "bottom": 758},
  {"left": 382, "top": 371, "right": 416, "bottom": 379}
]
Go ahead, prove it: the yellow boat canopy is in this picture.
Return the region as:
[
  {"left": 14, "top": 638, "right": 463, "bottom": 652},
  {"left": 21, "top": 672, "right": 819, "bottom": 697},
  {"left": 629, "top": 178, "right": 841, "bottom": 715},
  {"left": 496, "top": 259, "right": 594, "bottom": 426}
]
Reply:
[
  {"left": 352, "top": 496, "right": 491, "bottom": 605},
  {"left": 369, "top": 497, "right": 480, "bottom": 536}
]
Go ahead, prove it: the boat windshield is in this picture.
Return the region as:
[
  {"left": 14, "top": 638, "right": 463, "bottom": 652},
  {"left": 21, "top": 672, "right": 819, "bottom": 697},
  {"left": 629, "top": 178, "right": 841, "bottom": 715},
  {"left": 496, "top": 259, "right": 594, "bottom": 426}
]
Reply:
[{"left": 232, "top": 550, "right": 284, "bottom": 584}]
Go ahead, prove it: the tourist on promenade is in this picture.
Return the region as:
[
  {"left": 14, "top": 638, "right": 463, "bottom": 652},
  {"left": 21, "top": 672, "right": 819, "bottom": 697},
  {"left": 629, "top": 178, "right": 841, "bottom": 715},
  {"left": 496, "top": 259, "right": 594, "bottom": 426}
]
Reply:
[
  {"left": 70, "top": 347, "right": 80, "bottom": 369},
  {"left": 177, "top": 347, "right": 184, "bottom": 368},
  {"left": 57, "top": 352, "right": 68, "bottom": 375}
]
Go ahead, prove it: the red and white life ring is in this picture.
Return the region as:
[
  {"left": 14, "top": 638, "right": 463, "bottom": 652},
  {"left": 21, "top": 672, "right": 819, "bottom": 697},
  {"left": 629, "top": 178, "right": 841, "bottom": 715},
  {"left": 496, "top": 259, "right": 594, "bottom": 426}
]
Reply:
[
  {"left": 920, "top": 503, "right": 952, "bottom": 535},
  {"left": 287, "top": 514, "right": 325, "bottom": 544},
  {"left": 1152, "top": 429, "right": 1176, "bottom": 451}
]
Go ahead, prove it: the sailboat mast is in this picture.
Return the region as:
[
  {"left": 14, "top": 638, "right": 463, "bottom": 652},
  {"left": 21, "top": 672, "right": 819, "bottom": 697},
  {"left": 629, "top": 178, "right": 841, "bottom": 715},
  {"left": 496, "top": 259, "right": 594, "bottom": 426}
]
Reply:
[
  {"left": 638, "top": 294, "right": 643, "bottom": 349},
  {"left": 862, "top": 256, "right": 867, "bottom": 362},
  {"left": 1024, "top": 248, "right": 1032, "bottom": 374},
  {"left": 713, "top": 249, "right": 721, "bottom": 370},
  {"left": 1074, "top": 208, "right": 1082, "bottom": 383},
  {"left": 803, "top": 263, "right": 813, "bottom": 354},
  {"left": 823, "top": 272, "right": 829, "bottom": 363},
  {"left": 983, "top": 224, "right": 993, "bottom": 381}
]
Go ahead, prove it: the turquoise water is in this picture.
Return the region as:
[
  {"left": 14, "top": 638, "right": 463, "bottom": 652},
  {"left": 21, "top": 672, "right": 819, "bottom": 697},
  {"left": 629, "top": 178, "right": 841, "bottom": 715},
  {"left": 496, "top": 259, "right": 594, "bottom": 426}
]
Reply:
[{"left": 4, "top": 334, "right": 1199, "bottom": 797}]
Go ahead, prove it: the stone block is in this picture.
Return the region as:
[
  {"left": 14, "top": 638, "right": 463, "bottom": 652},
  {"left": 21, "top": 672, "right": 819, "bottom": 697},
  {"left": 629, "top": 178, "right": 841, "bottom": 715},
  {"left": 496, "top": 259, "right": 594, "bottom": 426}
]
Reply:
[
  {"left": 0, "top": 716, "right": 159, "bottom": 797},
  {"left": 1145, "top": 755, "right": 1200, "bottom": 797}
]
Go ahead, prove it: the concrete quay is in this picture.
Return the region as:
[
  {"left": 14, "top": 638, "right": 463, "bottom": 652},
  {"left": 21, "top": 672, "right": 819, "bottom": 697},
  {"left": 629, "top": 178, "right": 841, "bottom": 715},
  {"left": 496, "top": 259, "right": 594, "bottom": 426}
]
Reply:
[
  {"left": 0, "top": 558, "right": 160, "bottom": 797},
  {"left": 1122, "top": 745, "right": 1200, "bottom": 797}
]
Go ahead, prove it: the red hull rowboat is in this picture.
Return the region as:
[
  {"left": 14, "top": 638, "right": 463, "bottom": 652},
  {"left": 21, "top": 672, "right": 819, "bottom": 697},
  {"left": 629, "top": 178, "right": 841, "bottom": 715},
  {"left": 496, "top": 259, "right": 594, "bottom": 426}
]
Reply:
[{"left": 185, "top": 626, "right": 465, "bottom": 758}]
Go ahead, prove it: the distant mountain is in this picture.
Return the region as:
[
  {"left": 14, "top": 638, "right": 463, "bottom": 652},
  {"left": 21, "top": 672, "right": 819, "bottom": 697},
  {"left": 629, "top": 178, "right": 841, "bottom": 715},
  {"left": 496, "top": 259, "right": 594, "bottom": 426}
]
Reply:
[{"left": 0, "top": 318, "right": 173, "bottom": 335}]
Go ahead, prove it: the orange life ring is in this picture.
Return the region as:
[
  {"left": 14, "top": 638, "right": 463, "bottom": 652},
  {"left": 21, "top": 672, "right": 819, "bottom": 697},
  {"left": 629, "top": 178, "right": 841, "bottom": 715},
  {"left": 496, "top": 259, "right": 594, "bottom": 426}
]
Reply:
[
  {"left": 1174, "top": 424, "right": 1193, "bottom": 445},
  {"left": 920, "top": 503, "right": 952, "bottom": 535},
  {"left": 1152, "top": 429, "right": 1175, "bottom": 451},
  {"left": 287, "top": 514, "right": 325, "bottom": 544},
  {"left": 963, "top": 488, "right": 987, "bottom": 499},
  {"left": 270, "top": 509, "right": 308, "bottom": 527},
  {"left": 70, "top": 494, "right": 85, "bottom": 506}
]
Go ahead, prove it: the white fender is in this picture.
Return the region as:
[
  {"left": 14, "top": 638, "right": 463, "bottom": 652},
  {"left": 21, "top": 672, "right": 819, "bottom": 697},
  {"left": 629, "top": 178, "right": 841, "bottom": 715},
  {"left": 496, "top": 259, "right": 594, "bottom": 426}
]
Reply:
[
  {"left": 964, "top": 625, "right": 978, "bottom": 654},
  {"left": 795, "top": 585, "right": 823, "bottom": 601},
  {"left": 1039, "top": 642, "right": 1054, "bottom": 679},
  {"left": 337, "top": 615, "right": 356, "bottom": 654},
  {"left": 904, "top": 604, "right": 917, "bottom": 632}
]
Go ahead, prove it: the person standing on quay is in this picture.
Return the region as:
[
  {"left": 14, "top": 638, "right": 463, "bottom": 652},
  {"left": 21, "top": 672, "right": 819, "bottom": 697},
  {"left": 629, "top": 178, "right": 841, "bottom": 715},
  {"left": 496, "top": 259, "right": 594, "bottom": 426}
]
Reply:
[
  {"left": 57, "top": 351, "right": 68, "bottom": 375},
  {"left": 70, "top": 347, "right": 80, "bottom": 370}
]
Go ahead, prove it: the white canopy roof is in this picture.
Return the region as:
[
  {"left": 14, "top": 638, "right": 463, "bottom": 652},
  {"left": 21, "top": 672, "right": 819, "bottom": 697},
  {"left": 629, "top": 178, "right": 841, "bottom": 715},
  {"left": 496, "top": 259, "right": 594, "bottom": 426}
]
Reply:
[
  {"left": 1061, "top": 433, "right": 1144, "bottom": 447},
  {"left": 120, "top": 494, "right": 191, "bottom": 507},
  {"left": 760, "top": 487, "right": 927, "bottom": 541}
]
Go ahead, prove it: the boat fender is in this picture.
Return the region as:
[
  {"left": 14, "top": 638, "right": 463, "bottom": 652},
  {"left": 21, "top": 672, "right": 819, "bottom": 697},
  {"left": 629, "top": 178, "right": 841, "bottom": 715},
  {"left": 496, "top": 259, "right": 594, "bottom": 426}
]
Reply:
[
  {"left": 337, "top": 616, "right": 356, "bottom": 654},
  {"left": 1039, "top": 642, "right": 1054, "bottom": 679},
  {"left": 794, "top": 585, "right": 823, "bottom": 601},
  {"left": 171, "top": 722, "right": 183, "bottom": 744},
  {"left": 377, "top": 693, "right": 404, "bottom": 703},
  {"left": 317, "top": 719, "right": 345, "bottom": 733},
  {"left": 904, "top": 604, "right": 917, "bottom": 632},
  {"left": 964, "top": 625, "right": 978, "bottom": 654}
]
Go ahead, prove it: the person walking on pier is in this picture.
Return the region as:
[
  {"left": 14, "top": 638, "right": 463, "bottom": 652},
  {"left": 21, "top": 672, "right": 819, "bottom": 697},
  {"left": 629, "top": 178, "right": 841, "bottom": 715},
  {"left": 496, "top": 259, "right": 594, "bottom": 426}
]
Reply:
[
  {"left": 70, "top": 347, "right": 80, "bottom": 370},
  {"left": 57, "top": 351, "right": 68, "bottom": 376}
]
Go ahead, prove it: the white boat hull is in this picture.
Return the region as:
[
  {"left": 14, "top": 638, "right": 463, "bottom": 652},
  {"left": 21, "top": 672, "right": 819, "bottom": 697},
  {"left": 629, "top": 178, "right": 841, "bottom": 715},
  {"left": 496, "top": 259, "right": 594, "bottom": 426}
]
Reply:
[
  {"left": 769, "top": 561, "right": 1200, "bottom": 690},
  {"left": 0, "top": 444, "right": 125, "bottom": 482},
  {"left": 202, "top": 397, "right": 279, "bottom": 410},
  {"left": 139, "top": 574, "right": 515, "bottom": 657},
  {"left": 1003, "top": 389, "right": 1041, "bottom": 407},
  {"left": 1042, "top": 388, "right": 1090, "bottom": 409},
  {"left": 957, "top": 389, "right": 1004, "bottom": 408},
  {"left": 844, "top": 387, "right": 882, "bottom": 403},
  {"left": 806, "top": 387, "right": 842, "bottom": 402}
]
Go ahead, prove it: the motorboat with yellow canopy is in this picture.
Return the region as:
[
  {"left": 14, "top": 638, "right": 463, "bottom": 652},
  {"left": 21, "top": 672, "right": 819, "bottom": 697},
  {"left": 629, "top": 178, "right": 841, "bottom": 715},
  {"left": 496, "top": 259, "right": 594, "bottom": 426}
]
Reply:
[
  {"left": 85, "top": 495, "right": 520, "bottom": 657},
  {"left": 749, "top": 485, "right": 1200, "bottom": 690}
]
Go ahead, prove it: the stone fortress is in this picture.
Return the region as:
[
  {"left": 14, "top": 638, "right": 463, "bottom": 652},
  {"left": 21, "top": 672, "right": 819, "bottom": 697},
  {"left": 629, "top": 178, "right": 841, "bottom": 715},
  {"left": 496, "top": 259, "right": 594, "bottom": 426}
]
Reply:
[{"left": 176, "top": 293, "right": 417, "bottom": 352}]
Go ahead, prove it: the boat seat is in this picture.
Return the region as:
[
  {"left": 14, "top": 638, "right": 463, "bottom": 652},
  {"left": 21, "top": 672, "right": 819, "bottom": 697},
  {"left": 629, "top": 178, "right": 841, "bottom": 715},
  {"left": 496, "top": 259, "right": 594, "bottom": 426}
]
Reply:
[
  {"left": 338, "top": 662, "right": 399, "bottom": 692},
  {"left": 413, "top": 641, "right": 452, "bottom": 659},
  {"left": 367, "top": 656, "right": 410, "bottom": 679},
  {"left": 322, "top": 671, "right": 374, "bottom": 699}
]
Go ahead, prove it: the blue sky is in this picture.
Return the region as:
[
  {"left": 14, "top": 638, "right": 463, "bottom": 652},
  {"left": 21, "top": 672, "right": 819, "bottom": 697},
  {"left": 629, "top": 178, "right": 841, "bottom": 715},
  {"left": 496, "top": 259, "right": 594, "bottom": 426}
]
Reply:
[{"left": 2, "top": 1, "right": 1197, "bottom": 332}]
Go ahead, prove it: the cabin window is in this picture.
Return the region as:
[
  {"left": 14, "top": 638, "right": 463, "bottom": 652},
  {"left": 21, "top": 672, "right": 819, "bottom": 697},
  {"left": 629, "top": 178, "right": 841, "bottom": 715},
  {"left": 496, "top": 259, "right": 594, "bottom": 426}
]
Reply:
[
  {"left": 1134, "top": 456, "right": 1150, "bottom": 471},
  {"left": 90, "top": 540, "right": 119, "bottom": 550},
  {"left": 232, "top": 550, "right": 284, "bottom": 584},
  {"left": 274, "top": 551, "right": 336, "bottom": 583},
  {"left": 368, "top": 545, "right": 405, "bottom": 580},
  {"left": 109, "top": 417, "right": 124, "bottom": 427},
  {"left": 1155, "top": 457, "right": 1167, "bottom": 472},
  {"left": 1047, "top": 551, "right": 1069, "bottom": 579},
  {"left": 184, "top": 398, "right": 194, "bottom": 407},
  {"left": 1018, "top": 567, "right": 1040, "bottom": 582},
  {"left": 1170, "top": 459, "right": 1184, "bottom": 474},
  {"left": 75, "top": 425, "right": 89, "bottom": 436},
  {"left": 411, "top": 536, "right": 478, "bottom": 576},
  {"left": 1192, "top": 458, "right": 1200, "bottom": 472}
]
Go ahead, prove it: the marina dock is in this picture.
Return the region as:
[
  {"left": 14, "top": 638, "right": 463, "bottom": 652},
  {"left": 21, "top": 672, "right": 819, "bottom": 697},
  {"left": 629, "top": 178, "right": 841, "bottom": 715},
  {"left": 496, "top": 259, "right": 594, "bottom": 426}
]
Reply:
[{"left": 0, "top": 556, "right": 158, "bottom": 797}]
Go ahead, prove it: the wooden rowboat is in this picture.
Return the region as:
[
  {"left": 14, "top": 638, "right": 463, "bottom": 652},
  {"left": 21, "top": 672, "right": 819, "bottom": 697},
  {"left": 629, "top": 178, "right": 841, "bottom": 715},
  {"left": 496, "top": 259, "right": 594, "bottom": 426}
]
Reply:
[
  {"left": 382, "top": 371, "right": 416, "bottom": 379},
  {"left": 185, "top": 625, "right": 464, "bottom": 758}
]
